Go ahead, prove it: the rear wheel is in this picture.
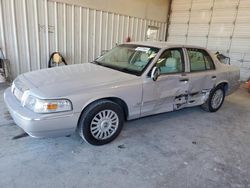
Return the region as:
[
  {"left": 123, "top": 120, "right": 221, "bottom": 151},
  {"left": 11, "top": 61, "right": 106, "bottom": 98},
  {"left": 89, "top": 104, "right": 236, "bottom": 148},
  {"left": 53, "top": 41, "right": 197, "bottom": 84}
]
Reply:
[
  {"left": 201, "top": 85, "right": 225, "bottom": 112},
  {"left": 78, "top": 100, "right": 124, "bottom": 145}
]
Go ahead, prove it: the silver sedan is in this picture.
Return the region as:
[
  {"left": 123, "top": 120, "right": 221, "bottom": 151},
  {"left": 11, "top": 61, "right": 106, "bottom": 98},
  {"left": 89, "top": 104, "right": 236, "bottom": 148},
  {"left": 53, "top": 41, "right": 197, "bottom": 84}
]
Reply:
[{"left": 4, "top": 41, "right": 240, "bottom": 145}]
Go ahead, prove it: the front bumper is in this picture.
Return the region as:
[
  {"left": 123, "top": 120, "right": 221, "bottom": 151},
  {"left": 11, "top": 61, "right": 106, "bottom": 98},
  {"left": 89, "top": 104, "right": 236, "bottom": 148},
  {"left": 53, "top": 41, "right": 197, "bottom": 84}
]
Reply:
[{"left": 4, "top": 88, "right": 80, "bottom": 138}]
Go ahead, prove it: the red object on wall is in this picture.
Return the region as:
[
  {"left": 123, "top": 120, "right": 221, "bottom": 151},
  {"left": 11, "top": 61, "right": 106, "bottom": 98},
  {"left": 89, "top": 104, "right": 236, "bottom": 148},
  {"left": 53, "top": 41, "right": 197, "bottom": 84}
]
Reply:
[
  {"left": 125, "top": 37, "right": 131, "bottom": 42},
  {"left": 247, "top": 78, "right": 250, "bottom": 93}
]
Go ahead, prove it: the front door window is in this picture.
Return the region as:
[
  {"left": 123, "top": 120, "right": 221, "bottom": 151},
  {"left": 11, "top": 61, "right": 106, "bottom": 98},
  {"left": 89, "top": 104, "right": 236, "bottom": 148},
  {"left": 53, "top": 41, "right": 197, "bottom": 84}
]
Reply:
[{"left": 156, "top": 48, "right": 185, "bottom": 74}]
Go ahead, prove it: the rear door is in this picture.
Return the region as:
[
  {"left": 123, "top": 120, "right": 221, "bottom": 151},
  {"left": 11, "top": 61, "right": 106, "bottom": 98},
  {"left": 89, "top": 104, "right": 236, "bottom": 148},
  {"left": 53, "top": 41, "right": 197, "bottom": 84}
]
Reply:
[{"left": 184, "top": 48, "right": 217, "bottom": 105}]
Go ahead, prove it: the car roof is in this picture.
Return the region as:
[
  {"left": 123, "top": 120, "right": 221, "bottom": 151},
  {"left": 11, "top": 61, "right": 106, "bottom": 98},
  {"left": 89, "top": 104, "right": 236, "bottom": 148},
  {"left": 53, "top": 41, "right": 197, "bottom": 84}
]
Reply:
[{"left": 128, "top": 41, "right": 206, "bottom": 50}]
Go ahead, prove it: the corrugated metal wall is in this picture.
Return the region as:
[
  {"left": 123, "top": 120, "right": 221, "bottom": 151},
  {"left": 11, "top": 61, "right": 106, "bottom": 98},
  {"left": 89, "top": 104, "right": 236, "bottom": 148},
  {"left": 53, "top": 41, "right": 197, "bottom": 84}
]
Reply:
[
  {"left": 168, "top": 0, "right": 250, "bottom": 80},
  {"left": 0, "top": 0, "right": 167, "bottom": 78}
]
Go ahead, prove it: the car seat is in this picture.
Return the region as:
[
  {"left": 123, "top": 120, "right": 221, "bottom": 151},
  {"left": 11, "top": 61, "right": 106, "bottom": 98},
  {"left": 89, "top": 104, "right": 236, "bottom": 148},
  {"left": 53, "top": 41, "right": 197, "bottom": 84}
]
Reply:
[
  {"left": 134, "top": 53, "right": 148, "bottom": 67},
  {"left": 160, "top": 57, "right": 178, "bottom": 73}
]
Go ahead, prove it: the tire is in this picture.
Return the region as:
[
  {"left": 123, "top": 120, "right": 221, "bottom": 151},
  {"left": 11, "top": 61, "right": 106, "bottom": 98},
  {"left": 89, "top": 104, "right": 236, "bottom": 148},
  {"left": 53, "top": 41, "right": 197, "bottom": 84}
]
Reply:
[
  {"left": 78, "top": 100, "right": 124, "bottom": 145},
  {"left": 201, "top": 85, "right": 225, "bottom": 112}
]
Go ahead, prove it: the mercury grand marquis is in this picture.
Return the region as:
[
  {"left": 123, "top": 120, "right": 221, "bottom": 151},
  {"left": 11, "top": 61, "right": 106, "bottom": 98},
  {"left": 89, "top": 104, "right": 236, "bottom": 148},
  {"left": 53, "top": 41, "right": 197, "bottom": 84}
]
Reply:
[{"left": 4, "top": 41, "right": 240, "bottom": 145}]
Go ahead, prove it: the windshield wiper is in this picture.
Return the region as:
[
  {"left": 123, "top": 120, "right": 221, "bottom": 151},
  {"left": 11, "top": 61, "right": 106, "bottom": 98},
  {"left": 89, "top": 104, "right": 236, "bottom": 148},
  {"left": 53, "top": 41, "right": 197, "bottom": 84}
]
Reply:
[
  {"left": 91, "top": 61, "right": 140, "bottom": 76},
  {"left": 91, "top": 61, "right": 112, "bottom": 69},
  {"left": 91, "top": 60, "right": 102, "bottom": 65},
  {"left": 120, "top": 67, "right": 140, "bottom": 75}
]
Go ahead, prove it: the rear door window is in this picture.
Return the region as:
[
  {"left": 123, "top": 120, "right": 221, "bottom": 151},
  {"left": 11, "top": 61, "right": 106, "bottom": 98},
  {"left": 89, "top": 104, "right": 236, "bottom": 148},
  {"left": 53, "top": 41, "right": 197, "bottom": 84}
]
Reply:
[{"left": 187, "top": 48, "right": 215, "bottom": 72}]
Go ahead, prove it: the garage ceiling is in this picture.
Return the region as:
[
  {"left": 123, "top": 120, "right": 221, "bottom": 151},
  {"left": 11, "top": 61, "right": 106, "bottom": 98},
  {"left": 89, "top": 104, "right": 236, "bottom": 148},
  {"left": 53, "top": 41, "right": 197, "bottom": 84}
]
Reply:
[{"left": 168, "top": 0, "right": 250, "bottom": 80}]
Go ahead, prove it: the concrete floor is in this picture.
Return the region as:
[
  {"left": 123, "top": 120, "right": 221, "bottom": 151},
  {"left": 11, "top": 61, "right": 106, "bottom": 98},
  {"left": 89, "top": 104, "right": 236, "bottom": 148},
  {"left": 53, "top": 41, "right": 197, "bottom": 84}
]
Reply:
[{"left": 0, "top": 83, "right": 250, "bottom": 188}]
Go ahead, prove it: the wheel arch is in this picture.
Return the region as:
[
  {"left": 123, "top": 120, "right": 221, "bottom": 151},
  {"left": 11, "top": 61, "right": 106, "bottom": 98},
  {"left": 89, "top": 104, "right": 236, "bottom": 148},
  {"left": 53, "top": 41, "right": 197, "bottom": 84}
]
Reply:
[
  {"left": 77, "top": 97, "right": 129, "bottom": 129},
  {"left": 215, "top": 81, "right": 229, "bottom": 94}
]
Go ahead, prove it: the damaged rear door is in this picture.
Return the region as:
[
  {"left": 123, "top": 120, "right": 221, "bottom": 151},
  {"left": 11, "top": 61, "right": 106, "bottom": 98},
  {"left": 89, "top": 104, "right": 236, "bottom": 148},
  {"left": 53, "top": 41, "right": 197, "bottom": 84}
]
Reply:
[
  {"left": 184, "top": 48, "right": 217, "bottom": 106},
  {"left": 141, "top": 48, "right": 189, "bottom": 116}
]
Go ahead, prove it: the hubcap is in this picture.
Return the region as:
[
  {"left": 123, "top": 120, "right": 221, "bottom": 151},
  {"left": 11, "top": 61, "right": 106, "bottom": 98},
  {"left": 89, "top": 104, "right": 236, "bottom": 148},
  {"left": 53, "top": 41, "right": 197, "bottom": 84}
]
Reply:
[
  {"left": 211, "top": 89, "right": 224, "bottom": 109},
  {"left": 90, "top": 110, "right": 119, "bottom": 140}
]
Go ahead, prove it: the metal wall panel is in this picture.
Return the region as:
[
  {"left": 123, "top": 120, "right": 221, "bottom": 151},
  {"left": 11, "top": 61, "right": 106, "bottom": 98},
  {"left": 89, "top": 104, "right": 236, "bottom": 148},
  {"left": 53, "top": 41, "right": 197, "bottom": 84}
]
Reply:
[
  {"left": 171, "top": 0, "right": 192, "bottom": 11},
  {"left": 170, "top": 11, "right": 190, "bottom": 23},
  {"left": 0, "top": 0, "right": 166, "bottom": 78},
  {"left": 186, "top": 36, "right": 207, "bottom": 47},
  {"left": 213, "top": 0, "right": 238, "bottom": 9},
  {"left": 239, "top": 0, "right": 250, "bottom": 8},
  {"left": 191, "top": 0, "right": 213, "bottom": 10},
  {"left": 168, "top": 24, "right": 188, "bottom": 36},
  {"left": 167, "top": 36, "right": 186, "bottom": 44},
  {"left": 188, "top": 24, "right": 209, "bottom": 37},
  {"left": 211, "top": 9, "right": 237, "bottom": 23},
  {"left": 209, "top": 24, "right": 234, "bottom": 37},
  {"left": 207, "top": 37, "right": 231, "bottom": 52},
  {"left": 168, "top": 0, "right": 250, "bottom": 80},
  {"left": 189, "top": 11, "right": 211, "bottom": 23}
]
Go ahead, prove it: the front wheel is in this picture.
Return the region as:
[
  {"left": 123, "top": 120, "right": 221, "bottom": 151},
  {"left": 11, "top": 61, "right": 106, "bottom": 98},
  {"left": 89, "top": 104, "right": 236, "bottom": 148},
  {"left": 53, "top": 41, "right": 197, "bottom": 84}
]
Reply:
[
  {"left": 201, "top": 86, "right": 225, "bottom": 112},
  {"left": 78, "top": 100, "right": 124, "bottom": 145}
]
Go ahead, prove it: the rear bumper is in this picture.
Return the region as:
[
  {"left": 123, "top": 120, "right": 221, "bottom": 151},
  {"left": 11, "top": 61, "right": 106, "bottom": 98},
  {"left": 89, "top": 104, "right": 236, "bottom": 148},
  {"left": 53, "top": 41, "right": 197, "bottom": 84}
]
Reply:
[
  {"left": 227, "top": 81, "right": 240, "bottom": 95},
  {"left": 4, "top": 88, "right": 80, "bottom": 138}
]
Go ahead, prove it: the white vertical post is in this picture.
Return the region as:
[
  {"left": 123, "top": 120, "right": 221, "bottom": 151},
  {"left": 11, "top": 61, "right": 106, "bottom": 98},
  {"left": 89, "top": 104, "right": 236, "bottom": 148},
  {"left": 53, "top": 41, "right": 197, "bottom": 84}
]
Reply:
[
  {"left": 63, "top": 3, "right": 67, "bottom": 55},
  {"left": 163, "top": 23, "right": 167, "bottom": 41},
  {"left": 44, "top": 0, "right": 49, "bottom": 62},
  {"left": 143, "top": 19, "right": 147, "bottom": 40},
  {"left": 86, "top": 8, "right": 89, "bottom": 62},
  {"left": 159, "top": 23, "right": 163, "bottom": 41},
  {"left": 23, "top": 0, "right": 31, "bottom": 71},
  {"left": 126, "top": 16, "right": 129, "bottom": 39},
  {"left": 93, "top": 9, "right": 96, "bottom": 59},
  {"left": 156, "top": 22, "right": 160, "bottom": 40},
  {"left": 139, "top": 19, "right": 143, "bottom": 41},
  {"left": 135, "top": 17, "right": 138, "bottom": 41},
  {"left": 34, "top": 0, "right": 41, "bottom": 69},
  {"left": 79, "top": 7, "right": 82, "bottom": 63},
  {"left": 121, "top": 15, "right": 125, "bottom": 43},
  {"left": 105, "top": 12, "right": 108, "bottom": 50},
  {"left": 116, "top": 14, "right": 119, "bottom": 44},
  {"left": 110, "top": 13, "right": 114, "bottom": 48},
  {"left": 0, "top": 0, "right": 6, "bottom": 58},
  {"left": 54, "top": 2, "right": 58, "bottom": 51},
  {"left": 11, "top": 0, "right": 20, "bottom": 75},
  {"left": 131, "top": 17, "right": 134, "bottom": 40},
  {"left": 99, "top": 11, "right": 103, "bottom": 55},
  {"left": 72, "top": 5, "right": 74, "bottom": 63}
]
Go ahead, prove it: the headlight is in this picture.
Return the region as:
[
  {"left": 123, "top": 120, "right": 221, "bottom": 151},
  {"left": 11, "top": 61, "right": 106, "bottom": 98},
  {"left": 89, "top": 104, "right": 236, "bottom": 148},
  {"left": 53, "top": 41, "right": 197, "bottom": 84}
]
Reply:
[{"left": 22, "top": 94, "right": 72, "bottom": 113}]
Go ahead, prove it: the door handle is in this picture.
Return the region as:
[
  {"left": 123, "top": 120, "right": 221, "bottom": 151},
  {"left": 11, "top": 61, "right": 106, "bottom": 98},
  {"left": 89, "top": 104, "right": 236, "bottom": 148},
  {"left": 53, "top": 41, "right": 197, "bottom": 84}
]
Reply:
[
  {"left": 179, "top": 78, "right": 189, "bottom": 82},
  {"left": 211, "top": 76, "right": 216, "bottom": 79}
]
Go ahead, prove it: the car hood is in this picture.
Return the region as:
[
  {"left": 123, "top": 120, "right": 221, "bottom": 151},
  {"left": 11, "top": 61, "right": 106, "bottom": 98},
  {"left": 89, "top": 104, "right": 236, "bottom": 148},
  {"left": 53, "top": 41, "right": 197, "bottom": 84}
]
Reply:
[{"left": 21, "top": 63, "right": 137, "bottom": 97}]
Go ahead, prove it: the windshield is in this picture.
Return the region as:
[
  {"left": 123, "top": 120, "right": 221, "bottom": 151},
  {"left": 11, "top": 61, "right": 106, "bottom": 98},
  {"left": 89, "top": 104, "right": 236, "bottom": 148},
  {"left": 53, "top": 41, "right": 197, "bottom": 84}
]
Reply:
[{"left": 94, "top": 44, "right": 159, "bottom": 76}]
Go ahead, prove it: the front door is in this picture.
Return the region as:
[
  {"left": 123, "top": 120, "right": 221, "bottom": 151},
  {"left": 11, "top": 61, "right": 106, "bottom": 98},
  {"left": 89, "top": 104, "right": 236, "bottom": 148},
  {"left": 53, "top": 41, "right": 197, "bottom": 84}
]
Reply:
[{"left": 141, "top": 48, "right": 189, "bottom": 117}]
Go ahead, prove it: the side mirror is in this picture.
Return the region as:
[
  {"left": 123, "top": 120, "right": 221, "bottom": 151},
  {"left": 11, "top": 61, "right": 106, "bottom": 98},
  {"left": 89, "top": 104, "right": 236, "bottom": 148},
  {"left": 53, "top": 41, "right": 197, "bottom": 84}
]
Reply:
[{"left": 151, "top": 67, "right": 160, "bottom": 81}]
